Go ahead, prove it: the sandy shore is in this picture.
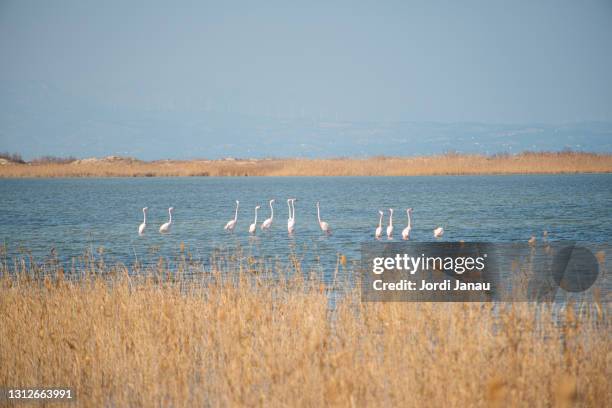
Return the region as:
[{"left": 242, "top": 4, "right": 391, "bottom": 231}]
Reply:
[{"left": 1, "top": 152, "right": 611, "bottom": 177}]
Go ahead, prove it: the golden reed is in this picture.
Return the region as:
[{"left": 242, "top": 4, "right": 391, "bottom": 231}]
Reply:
[
  {"left": 1, "top": 152, "right": 612, "bottom": 177},
  {"left": 0, "top": 256, "right": 608, "bottom": 407}
]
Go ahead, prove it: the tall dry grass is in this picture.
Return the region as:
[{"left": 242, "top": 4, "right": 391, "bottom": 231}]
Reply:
[
  {"left": 1, "top": 152, "right": 611, "bottom": 177},
  {"left": 0, "top": 254, "right": 609, "bottom": 407}
]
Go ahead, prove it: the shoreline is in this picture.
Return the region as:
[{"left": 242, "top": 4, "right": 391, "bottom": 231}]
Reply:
[
  {"left": 2, "top": 172, "right": 612, "bottom": 182},
  {"left": 1, "top": 152, "right": 612, "bottom": 178}
]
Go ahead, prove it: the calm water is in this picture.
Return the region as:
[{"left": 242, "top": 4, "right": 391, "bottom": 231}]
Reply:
[{"left": 1, "top": 175, "right": 611, "bottom": 275}]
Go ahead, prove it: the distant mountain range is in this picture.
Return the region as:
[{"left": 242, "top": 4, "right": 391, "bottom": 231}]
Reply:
[{"left": 1, "top": 81, "right": 611, "bottom": 160}]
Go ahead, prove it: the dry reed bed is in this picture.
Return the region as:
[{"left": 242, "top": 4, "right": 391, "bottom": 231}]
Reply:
[
  {"left": 1, "top": 152, "right": 611, "bottom": 177},
  {"left": 0, "top": 259, "right": 609, "bottom": 407}
]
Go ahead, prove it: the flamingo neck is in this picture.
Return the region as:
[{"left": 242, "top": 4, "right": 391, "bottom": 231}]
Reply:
[
  {"left": 291, "top": 200, "right": 295, "bottom": 220},
  {"left": 287, "top": 201, "right": 292, "bottom": 219},
  {"left": 234, "top": 203, "right": 239, "bottom": 222},
  {"left": 407, "top": 211, "right": 412, "bottom": 229},
  {"left": 389, "top": 212, "right": 393, "bottom": 226},
  {"left": 378, "top": 214, "right": 382, "bottom": 228},
  {"left": 143, "top": 210, "right": 147, "bottom": 224},
  {"left": 254, "top": 208, "right": 258, "bottom": 223},
  {"left": 317, "top": 205, "right": 321, "bottom": 223},
  {"left": 169, "top": 209, "right": 173, "bottom": 224},
  {"left": 270, "top": 202, "right": 274, "bottom": 220}
]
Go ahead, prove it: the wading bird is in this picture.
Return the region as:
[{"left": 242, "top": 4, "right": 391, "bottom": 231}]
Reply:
[
  {"left": 386, "top": 209, "right": 394, "bottom": 240},
  {"left": 159, "top": 207, "right": 174, "bottom": 233},
  {"left": 375, "top": 210, "right": 383, "bottom": 240},
  {"left": 316, "top": 201, "right": 331, "bottom": 234},
  {"left": 138, "top": 207, "right": 148, "bottom": 236},
  {"left": 287, "top": 198, "right": 296, "bottom": 234},
  {"left": 249, "top": 206, "right": 260, "bottom": 234},
  {"left": 261, "top": 199, "right": 275, "bottom": 230},
  {"left": 224, "top": 200, "right": 239, "bottom": 232},
  {"left": 433, "top": 226, "right": 444, "bottom": 238},
  {"left": 402, "top": 208, "right": 413, "bottom": 240}
]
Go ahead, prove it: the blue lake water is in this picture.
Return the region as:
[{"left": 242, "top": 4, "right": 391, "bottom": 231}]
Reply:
[{"left": 1, "top": 175, "right": 611, "bottom": 275}]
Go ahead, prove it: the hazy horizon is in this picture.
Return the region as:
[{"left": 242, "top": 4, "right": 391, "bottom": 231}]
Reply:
[{"left": 1, "top": 0, "right": 611, "bottom": 159}]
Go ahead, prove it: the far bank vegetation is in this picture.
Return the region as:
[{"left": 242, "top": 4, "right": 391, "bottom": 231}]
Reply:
[{"left": 1, "top": 151, "right": 611, "bottom": 177}]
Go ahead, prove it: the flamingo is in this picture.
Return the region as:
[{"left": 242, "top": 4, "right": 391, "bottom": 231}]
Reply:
[
  {"left": 287, "top": 198, "right": 296, "bottom": 234},
  {"left": 138, "top": 207, "right": 148, "bottom": 236},
  {"left": 224, "top": 200, "right": 239, "bottom": 232},
  {"left": 316, "top": 201, "right": 331, "bottom": 234},
  {"left": 261, "top": 199, "right": 275, "bottom": 230},
  {"left": 159, "top": 207, "right": 174, "bottom": 233},
  {"left": 402, "top": 208, "right": 413, "bottom": 240},
  {"left": 249, "top": 206, "right": 260, "bottom": 234},
  {"left": 375, "top": 210, "right": 383, "bottom": 240},
  {"left": 386, "top": 208, "right": 394, "bottom": 240},
  {"left": 433, "top": 226, "right": 444, "bottom": 239}
]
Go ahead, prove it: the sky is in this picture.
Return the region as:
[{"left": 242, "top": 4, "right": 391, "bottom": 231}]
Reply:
[{"left": 0, "top": 0, "right": 611, "bottom": 158}]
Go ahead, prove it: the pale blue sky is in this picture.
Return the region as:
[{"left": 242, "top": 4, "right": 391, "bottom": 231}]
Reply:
[
  {"left": 0, "top": 1, "right": 611, "bottom": 158},
  {"left": 2, "top": 0, "right": 611, "bottom": 123}
]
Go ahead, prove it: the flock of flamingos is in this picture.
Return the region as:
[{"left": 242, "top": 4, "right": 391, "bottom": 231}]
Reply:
[{"left": 137, "top": 199, "right": 445, "bottom": 240}]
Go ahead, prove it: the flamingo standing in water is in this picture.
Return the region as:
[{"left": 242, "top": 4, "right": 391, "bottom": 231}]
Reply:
[
  {"left": 316, "top": 201, "right": 331, "bottom": 234},
  {"left": 261, "top": 199, "right": 275, "bottom": 230},
  {"left": 224, "top": 200, "right": 239, "bottom": 232},
  {"left": 138, "top": 207, "right": 148, "bottom": 236},
  {"left": 402, "top": 208, "right": 413, "bottom": 240},
  {"left": 386, "top": 208, "right": 394, "bottom": 240},
  {"left": 433, "top": 226, "right": 444, "bottom": 238},
  {"left": 375, "top": 210, "right": 383, "bottom": 240},
  {"left": 287, "top": 198, "right": 296, "bottom": 234},
  {"left": 249, "top": 206, "right": 260, "bottom": 234},
  {"left": 159, "top": 207, "right": 174, "bottom": 233}
]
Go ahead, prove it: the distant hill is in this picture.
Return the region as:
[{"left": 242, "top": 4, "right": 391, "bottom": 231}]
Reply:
[{"left": 1, "top": 80, "right": 611, "bottom": 160}]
